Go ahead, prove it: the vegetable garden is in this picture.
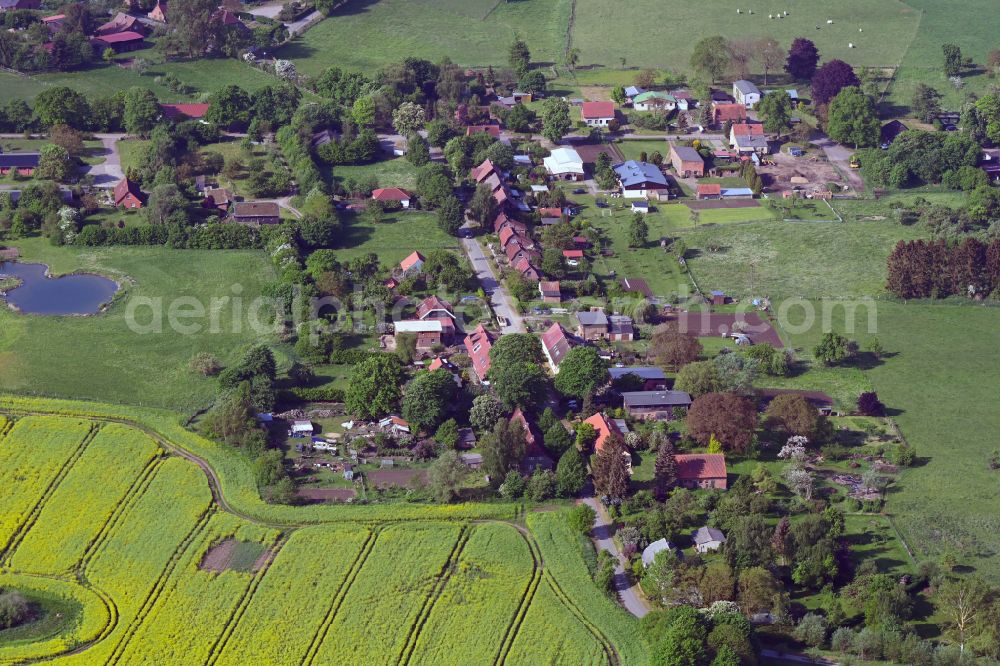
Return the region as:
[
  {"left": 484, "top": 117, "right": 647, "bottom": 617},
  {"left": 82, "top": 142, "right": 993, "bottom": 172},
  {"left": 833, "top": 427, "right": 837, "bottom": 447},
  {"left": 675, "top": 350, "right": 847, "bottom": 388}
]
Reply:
[{"left": 0, "top": 399, "right": 645, "bottom": 665}]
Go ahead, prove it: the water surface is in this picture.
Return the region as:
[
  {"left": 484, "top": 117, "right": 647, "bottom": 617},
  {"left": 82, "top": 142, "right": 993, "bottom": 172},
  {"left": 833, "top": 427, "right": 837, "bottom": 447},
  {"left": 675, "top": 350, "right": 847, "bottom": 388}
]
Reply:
[{"left": 0, "top": 261, "right": 119, "bottom": 315}]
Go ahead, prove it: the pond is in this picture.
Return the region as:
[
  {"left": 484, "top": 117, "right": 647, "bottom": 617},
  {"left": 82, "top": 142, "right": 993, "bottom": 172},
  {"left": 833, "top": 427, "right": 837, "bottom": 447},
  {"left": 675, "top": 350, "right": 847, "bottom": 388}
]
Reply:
[{"left": 0, "top": 261, "right": 120, "bottom": 316}]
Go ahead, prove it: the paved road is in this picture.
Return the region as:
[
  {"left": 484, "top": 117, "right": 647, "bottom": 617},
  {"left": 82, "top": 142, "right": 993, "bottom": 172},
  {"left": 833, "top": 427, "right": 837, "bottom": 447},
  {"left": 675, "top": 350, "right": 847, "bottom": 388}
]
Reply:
[
  {"left": 582, "top": 495, "right": 651, "bottom": 618},
  {"left": 82, "top": 133, "right": 126, "bottom": 188},
  {"left": 460, "top": 228, "right": 525, "bottom": 335},
  {"left": 810, "top": 134, "right": 864, "bottom": 192}
]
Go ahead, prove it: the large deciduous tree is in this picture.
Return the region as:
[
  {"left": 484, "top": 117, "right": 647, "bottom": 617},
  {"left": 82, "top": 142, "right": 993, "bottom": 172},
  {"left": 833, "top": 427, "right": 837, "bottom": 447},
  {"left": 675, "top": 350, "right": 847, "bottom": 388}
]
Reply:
[
  {"left": 686, "top": 393, "right": 757, "bottom": 453},
  {"left": 123, "top": 87, "right": 160, "bottom": 137},
  {"left": 540, "top": 98, "right": 572, "bottom": 144},
  {"left": 345, "top": 354, "right": 403, "bottom": 419},
  {"left": 167, "top": 0, "right": 221, "bottom": 57},
  {"left": 554, "top": 346, "right": 607, "bottom": 400},
  {"left": 756, "top": 89, "right": 792, "bottom": 135},
  {"left": 481, "top": 417, "right": 527, "bottom": 487},
  {"left": 690, "top": 35, "right": 730, "bottom": 83},
  {"left": 34, "top": 86, "right": 90, "bottom": 129},
  {"left": 755, "top": 36, "right": 783, "bottom": 85},
  {"left": 651, "top": 324, "right": 702, "bottom": 371},
  {"left": 764, "top": 394, "right": 822, "bottom": 438},
  {"left": 785, "top": 38, "right": 819, "bottom": 81},
  {"left": 811, "top": 59, "right": 860, "bottom": 106},
  {"left": 402, "top": 368, "right": 457, "bottom": 433},
  {"left": 826, "top": 86, "right": 879, "bottom": 148}
]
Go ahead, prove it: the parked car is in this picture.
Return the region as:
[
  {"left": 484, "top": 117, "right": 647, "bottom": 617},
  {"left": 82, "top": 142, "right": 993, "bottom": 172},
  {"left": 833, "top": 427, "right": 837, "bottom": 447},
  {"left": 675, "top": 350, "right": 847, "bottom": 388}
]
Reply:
[{"left": 572, "top": 188, "right": 586, "bottom": 194}]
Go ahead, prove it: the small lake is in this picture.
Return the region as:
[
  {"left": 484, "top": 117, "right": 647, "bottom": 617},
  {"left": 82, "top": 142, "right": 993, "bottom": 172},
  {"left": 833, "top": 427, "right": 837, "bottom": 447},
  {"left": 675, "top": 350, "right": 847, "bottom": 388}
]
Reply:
[{"left": 0, "top": 261, "right": 120, "bottom": 316}]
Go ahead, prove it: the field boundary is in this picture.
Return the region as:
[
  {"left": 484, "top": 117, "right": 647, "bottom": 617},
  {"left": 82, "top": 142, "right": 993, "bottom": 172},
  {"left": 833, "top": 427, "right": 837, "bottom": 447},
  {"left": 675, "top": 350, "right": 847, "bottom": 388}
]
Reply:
[
  {"left": 0, "top": 422, "right": 101, "bottom": 566},
  {"left": 397, "top": 525, "right": 471, "bottom": 665},
  {"left": 0, "top": 415, "right": 13, "bottom": 441},
  {"left": 300, "top": 526, "right": 380, "bottom": 666},
  {"left": 494, "top": 525, "right": 544, "bottom": 665}
]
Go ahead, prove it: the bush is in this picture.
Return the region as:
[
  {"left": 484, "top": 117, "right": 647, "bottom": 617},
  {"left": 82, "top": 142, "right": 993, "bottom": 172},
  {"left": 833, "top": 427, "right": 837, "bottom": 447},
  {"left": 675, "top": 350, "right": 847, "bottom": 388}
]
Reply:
[
  {"left": 857, "top": 391, "right": 885, "bottom": 417},
  {"left": 0, "top": 590, "right": 31, "bottom": 629},
  {"left": 793, "top": 612, "right": 827, "bottom": 648},
  {"left": 525, "top": 469, "right": 557, "bottom": 501},
  {"left": 567, "top": 503, "right": 597, "bottom": 535},
  {"left": 830, "top": 627, "right": 855, "bottom": 653},
  {"left": 188, "top": 352, "right": 222, "bottom": 376}
]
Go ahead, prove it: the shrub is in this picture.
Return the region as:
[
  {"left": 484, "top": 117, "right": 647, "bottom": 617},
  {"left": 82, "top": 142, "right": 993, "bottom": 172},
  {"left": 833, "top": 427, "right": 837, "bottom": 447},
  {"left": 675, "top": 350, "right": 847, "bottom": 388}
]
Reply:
[
  {"left": 189, "top": 352, "right": 222, "bottom": 376},
  {"left": 0, "top": 590, "right": 31, "bottom": 629},
  {"left": 793, "top": 612, "right": 827, "bottom": 648},
  {"left": 567, "top": 503, "right": 596, "bottom": 535},
  {"left": 857, "top": 392, "right": 885, "bottom": 416},
  {"left": 830, "top": 627, "right": 855, "bottom": 653}
]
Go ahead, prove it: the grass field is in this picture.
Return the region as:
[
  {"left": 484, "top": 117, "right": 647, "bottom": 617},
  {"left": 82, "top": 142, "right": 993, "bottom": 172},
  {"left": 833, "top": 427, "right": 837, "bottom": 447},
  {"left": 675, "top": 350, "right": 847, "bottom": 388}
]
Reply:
[
  {"left": 328, "top": 156, "right": 421, "bottom": 192},
  {"left": 338, "top": 209, "right": 460, "bottom": 264}
]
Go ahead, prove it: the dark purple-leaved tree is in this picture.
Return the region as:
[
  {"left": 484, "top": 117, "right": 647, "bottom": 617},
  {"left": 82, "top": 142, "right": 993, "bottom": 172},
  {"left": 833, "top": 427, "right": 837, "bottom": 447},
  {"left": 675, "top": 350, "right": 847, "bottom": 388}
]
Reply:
[
  {"left": 785, "top": 37, "right": 820, "bottom": 80},
  {"left": 811, "top": 59, "right": 860, "bottom": 105}
]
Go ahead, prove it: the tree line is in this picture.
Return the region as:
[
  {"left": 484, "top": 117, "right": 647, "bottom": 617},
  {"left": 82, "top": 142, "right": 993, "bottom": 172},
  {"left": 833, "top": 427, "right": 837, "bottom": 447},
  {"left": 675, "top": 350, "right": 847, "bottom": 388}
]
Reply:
[{"left": 886, "top": 238, "right": 1000, "bottom": 299}]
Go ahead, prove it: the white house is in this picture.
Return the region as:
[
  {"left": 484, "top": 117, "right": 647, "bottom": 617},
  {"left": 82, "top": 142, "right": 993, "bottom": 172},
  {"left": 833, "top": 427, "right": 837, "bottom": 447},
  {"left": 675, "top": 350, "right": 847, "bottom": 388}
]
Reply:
[
  {"left": 733, "top": 80, "right": 762, "bottom": 108},
  {"left": 543, "top": 147, "right": 585, "bottom": 181},
  {"left": 613, "top": 160, "right": 669, "bottom": 199},
  {"left": 693, "top": 526, "right": 727, "bottom": 553},
  {"left": 581, "top": 101, "right": 615, "bottom": 127},
  {"left": 632, "top": 91, "right": 676, "bottom": 112},
  {"left": 642, "top": 538, "right": 675, "bottom": 567}
]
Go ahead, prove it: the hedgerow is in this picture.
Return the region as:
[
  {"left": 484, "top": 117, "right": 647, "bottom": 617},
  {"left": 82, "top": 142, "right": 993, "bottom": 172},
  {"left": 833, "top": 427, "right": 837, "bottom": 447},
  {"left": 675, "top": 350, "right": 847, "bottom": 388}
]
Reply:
[{"left": 10, "top": 424, "right": 159, "bottom": 574}]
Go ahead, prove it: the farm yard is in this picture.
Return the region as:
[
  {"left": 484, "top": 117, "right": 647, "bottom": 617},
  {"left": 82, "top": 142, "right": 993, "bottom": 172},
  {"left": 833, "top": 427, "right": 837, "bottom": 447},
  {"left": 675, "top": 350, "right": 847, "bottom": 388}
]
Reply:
[{"left": 0, "top": 403, "right": 645, "bottom": 665}]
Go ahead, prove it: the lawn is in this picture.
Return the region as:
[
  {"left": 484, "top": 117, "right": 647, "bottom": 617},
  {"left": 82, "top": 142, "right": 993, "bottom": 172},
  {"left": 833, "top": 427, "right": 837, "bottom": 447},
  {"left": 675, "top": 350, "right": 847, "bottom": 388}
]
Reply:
[
  {"left": 327, "top": 156, "right": 420, "bottom": 192},
  {"left": 0, "top": 238, "right": 281, "bottom": 414},
  {"left": 280, "top": 0, "right": 572, "bottom": 75},
  {"left": 338, "top": 209, "right": 459, "bottom": 264},
  {"left": 616, "top": 139, "right": 669, "bottom": 163}
]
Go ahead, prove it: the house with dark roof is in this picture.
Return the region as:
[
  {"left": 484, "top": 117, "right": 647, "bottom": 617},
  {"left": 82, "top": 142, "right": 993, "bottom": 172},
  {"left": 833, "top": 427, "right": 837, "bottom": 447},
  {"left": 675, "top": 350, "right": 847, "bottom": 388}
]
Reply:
[
  {"left": 231, "top": 201, "right": 280, "bottom": 225},
  {"left": 609, "top": 315, "right": 634, "bottom": 342},
  {"left": 582, "top": 101, "right": 615, "bottom": 127},
  {"left": 669, "top": 145, "right": 704, "bottom": 178},
  {"left": 113, "top": 178, "right": 145, "bottom": 209},
  {"left": 540, "top": 322, "right": 571, "bottom": 373},
  {"left": 95, "top": 12, "right": 148, "bottom": 36},
  {"left": 693, "top": 526, "right": 727, "bottom": 553},
  {"left": 538, "top": 280, "right": 561, "bottom": 303},
  {"left": 577, "top": 310, "right": 609, "bottom": 341},
  {"left": 510, "top": 408, "right": 553, "bottom": 472},
  {"left": 613, "top": 160, "right": 669, "bottom": 198},
  {"left": 463, "top": 323, "right": 494, "bottom": 381},
  {"left": 202, "top": 187, "right": 232, "bottom": 213},
  {"left": 675, "top": 453, "right": 727, "bottom": 489},
  {"left": 608, "top": 366, "right": 668, "bottom": 391},
  {"left": 622, "top": 390, "right": 692, "bottom": 420},
  {"left": 0, "top": 153, "right": 40, "bottom": 176},
  {"left": 733, "top": 80, "right": 762, "bottom": 108},
  {"left": 880, "top": 120, "right": 908, "bottom": 148}
]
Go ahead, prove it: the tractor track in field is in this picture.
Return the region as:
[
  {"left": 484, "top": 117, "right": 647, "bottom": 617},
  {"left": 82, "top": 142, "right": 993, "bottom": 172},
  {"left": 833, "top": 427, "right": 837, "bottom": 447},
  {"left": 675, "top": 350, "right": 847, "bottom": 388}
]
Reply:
[
  {"left": 494, "top": 524, "right": 543, "bottom": 665},
  {"left": 0, "top": 423, "right": 101, "bottom": 567},
  {"left": 397, "top": 525, "right": 472, "bottom": 666}
]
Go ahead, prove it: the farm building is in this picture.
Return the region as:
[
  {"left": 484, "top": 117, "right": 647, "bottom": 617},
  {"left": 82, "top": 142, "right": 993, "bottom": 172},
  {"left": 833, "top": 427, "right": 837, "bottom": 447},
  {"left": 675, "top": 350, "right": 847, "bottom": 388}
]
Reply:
[
  {"left": 92, "top": 30, "right": 146, "bottom": 53},
  {"left": 675, "top": 454, "right": 728, "bottom": 490},
  {"left": 394, "top": 319, "right": 445, "bottom": 349},
  {"left": 712, "top": 102, "right": 747, "bottom": 125},
  {"left": 696, "top": 183, "right": 721, "bottom": 200},
  {"left": 538, "top": 280, "right": 561, "bottom": 303},
  {"left": 231, "top": 201, "right": 280, "bottom": 225},
  {"left": 540, "top": 322, "right": 572, "bottom": 374},
  {"left": 203, "top": 187, "right": 233, "bottom": 213},
  {"left": 577, "top": 310, "right": 609, "bottom": 341},
  {"left": 693, "top": 527, "right": 727, "bottom": 553},
  {"left": 113, "top": 178, "right": 145, "bottom": 209},
  {"left": 160, "top": 103, "right": 209, "bottom": 121},
  {"left": 608, "top": 367, "right": 668, "bottom": 391},
  {"left": 613, "top": 160, "right": 669, "bottom": 197},
  {"left": 608, "top": 315, "right": 634, "bottom": 342},
  {"left": 372, "top": 187, "right": 413, "bottom": 208},
  {"left": 463, "top": 323, "right": 494, "bottom": 381},
  {"left": 622, "top": 390, "right": 692, "bottom": 420},
  {"left": 880, "top": 120, "right": 908, "bottom": 148},
  {"left": 96, "top": 12, "right": 148, "bottom": 35},
  {"left": 669, "top": 145, "right": 704, "bottom": 178},
  {"left": 720, "top": 187, "right": 754, "bottom": 199},
  {"left": 733, "top": 80, "right": 762, "bottom": 108},
  {"left": 543, "top": 147, "right": 584, "bottom": 180},
  {"left": 0, "top": 153, "right": 40, "bottom": 176},
  {"left": 581, "top": 101, "right": 615, "bottom": 127}
]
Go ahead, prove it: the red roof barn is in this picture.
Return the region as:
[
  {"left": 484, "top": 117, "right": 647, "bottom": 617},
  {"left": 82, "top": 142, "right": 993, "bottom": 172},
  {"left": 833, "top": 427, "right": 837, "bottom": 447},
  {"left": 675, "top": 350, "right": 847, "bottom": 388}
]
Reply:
[{"left": 675, "top": 454, "right": 728, "bottom": 489}]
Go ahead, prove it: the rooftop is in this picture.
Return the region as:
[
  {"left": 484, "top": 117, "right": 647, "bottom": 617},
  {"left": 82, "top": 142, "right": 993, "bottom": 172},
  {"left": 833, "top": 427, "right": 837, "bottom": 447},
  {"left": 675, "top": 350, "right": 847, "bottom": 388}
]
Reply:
[
  {"left": 675, "top": 453, "right": 727, "bottom": 480},
  {"left": 608, "top": 366, "right": 667, "bottom": 381},
  {"left": 613, "top": 160, "right": 668, "bottom": 187},
  {"left": 622, "top": 390, "right": 692, "bottom": 408},
  {"left": 581, "top": 101, "right": 615, "bottom": 119}
]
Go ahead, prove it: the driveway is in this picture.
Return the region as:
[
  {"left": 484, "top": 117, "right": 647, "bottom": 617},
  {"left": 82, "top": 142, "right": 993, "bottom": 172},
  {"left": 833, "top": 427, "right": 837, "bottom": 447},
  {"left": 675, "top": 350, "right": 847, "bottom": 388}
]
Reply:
[
  {"left": 460, "top": 227, "right": 525, "bottom": 335},
  {"left": 810, "top": 134, "right": 864, "bottom": 191},
  {"left": 82, "top": 133, "right": 125, "bottom": 189},
  {"left": 582, "top": 495, "right": 650, "bottom": 618},
  {"left": 285, "top": 9, "right": 322, "bottom": 35}
]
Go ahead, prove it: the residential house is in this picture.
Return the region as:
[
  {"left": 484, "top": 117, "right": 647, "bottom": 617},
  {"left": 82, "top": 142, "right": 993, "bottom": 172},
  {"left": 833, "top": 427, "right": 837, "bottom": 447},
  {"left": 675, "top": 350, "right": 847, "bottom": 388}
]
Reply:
[
  {"left": 581, "top": 101, "right": 615, "bottom": 127},
  {"left": 513, "top": 256, "right": 540, "bottom": 281},
  {"left": 693, "top": 526, "right": 727, "bottom": 553},
  {"left": 675, "top": 453, "right": 728, "bottom": 489},
  {"left": 730, "top": 123, "right": 769, "bottom": 154},
  {"left": 538, "top": 280, "right": 561, "bottom": 303},
  {"left": 96, "top": 12, "right": 148, "bottom": 35},
  {"left": 372, "top": 187, "right": 413, "bottom": 208},
  {"left": 231, "top": 201, "right": 280, "bottom": 225},
  {"left": 460, "top": 452, "right": 483, "bottom": 469},
  {"left": 379, "top": 415, "right": 411, "bottom": 435},
  {"left": 584, "top": 412, "right": 623, "bottom": 454},
  {"left": 672, "top": 91, "right": 693, "bottom": 111},
  {"left": 400, "top": 251, "right": 425, "bottom": 274},
  {"left": 623, "top": 86, "right": 645, "bottom": 102},
  {"left": 113, "top": 178, "right": 145, "bottom": 209},
  {"left": 543, "top": 146, "right": 584, "bottom": 181},
  {"left": 622, "top": 390, "right": 692, "bottom": 420},
  {"left": 471, "top": 158, "right": 497, "bottom": 183},
  {"left": 147, "top": 0, "right": 166, "bottom": 22},
  {"left": 608, "top": 315, "right": 634, "bottom": 342},
  {"left": 712, "top": 102, "right": 747, "bottom": 125},
  {"left": 613, "top": 160, "right": 669, "bottom": 198},
  {"left": 416, "top": 295, "right": 457, "bottom": 343},
  {"left": 669, "top": 145, "right": 704, "bottom": 178},
  {"left": 0, "top": 153, "right": 40, "bottom": 176},
  {"left": 697, "top": 183, "right": 721, "bottom": 199},
  {"left": 733, "top": 80, "right": 762, "bottom": 108},
  {"left": 493, "top": 213, "right": 527, "bottom": 235},
  {"left": 633, "top": 91, "right": 676, "bottom": 112},
  {"left": 510, "top": 407, "right": 553, "bottom": 472},
  {"left": 202, "top": 187, "right": 232, "bottom": 213},
  {"left": 608, "top": 367, "right": 668, "bottom": 391},
  {"left": 160, "top": 103, "right": 209, "bottom": 121},
  {"left": 577, "top": 310, "right": 609, "bottom": 341},
  {"left": 91, "top": 31, "right": 146, "bottom": 53},
  {"left": 394, "top": 319, "right": 443, "bottom": 350},
  {"left": 540, "top": 322, "right": 571, "bottom": 373},
  {"left": 642, "top": 538, "right": 675, "bottom": 567},
  {"left": 498, "top": 226, "right": 525, "bottom": 249},
  {"left": 463, "top": 323, "right": 495, "bottom": 382}
]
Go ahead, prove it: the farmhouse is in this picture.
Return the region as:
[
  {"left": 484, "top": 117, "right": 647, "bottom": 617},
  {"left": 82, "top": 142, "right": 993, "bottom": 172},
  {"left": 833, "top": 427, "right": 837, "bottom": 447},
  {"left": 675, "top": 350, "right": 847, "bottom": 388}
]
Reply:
[
  {"left": 400, "top": 251, "right": 425, "bottom": 274},
  {"left": 231, "top": 201, "right": 280, "bottom": 225},
  {"left": 733, "top": 80, "right": 762, "bottom": 108},
  {"left": 608, "top": 366, "right": 668, "bottom": 391},
  {"left": 577, "top": 310, "right": 609, "bottom": 341},
  {"left": 730, "top": 124, "right": 770, "bottom": 155},
  {"left": 669, "top": 145, "right": 704, "bottom": 178},
  {"left": 463, "top": 323, "right": 494, "bottom": 381},
  {"left": 633, "top": 91, "right": 676, "bottom": 112},
  {"left": 696, "top": 183, "right": 721, "bottom": 199},
  {"left": 581, "top": 101, "right": 615, "bottom": 127},
  {"left": 621, "top": 390, "right": 692, "bottom": 420},
  {"left": 540, "top": 322, "right": 572, "bottom": 374},
  {"left": 0, "top": 153, "right": 40, "bottom": 176},
  {"left": 613, "top": 160, "right": 669, "bottom": 198},
  {"left": 372, "top": 187, "right": 413, "bottom": 208},
  {"left": 203, "top": 187, "right": 232, "bottom": 213},
  {"left": 92, "top": 31, "right": 146, "bottom": 53},
  {"left": 675, "top": 454, "right": 727, "bottom": 489},
  {"left": 693, "top": 527, "right": 727, "bottom": 553},
  {"left": 543, "top": 147, "right": 584, "bottom": 181},
  {"left": 712, "top": 102, "right": 747, "bottom": 125},
  {"left": 113, "top": 178, "right": 145, "bottom": 209},
  {"left": 538, "top": 280, "right": 561, "bottom": 303},
  {"left": 584, "top": 412, "right": 623, "bottom": 453},
  {"left": 96, "top": 12, "right": 148, "bottom": 35}
]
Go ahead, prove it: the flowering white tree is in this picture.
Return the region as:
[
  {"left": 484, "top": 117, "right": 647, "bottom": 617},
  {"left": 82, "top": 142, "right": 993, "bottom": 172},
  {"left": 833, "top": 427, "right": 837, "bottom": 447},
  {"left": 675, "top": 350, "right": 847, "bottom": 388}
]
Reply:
[
  {"left": 778, "top": 435, "right": 809, "bottom": 462},
  {"left": 274, "top": 59, "right": 297, "bottom": 81},
  {"left": 784, "top": 463, "right": 814, "bottom": 499},
  {"left": 57, "top": 206, "right": 80, "bottom": 244}
]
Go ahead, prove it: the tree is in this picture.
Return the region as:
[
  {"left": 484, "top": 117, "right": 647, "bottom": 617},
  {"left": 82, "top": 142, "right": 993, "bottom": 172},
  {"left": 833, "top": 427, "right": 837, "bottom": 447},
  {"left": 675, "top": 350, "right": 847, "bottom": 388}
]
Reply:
[
  {"left": 33, "top": 86, "right": 89, "bottom": 128},
  {"left": 0, "top": 590, "right": 31, "bottom": 630},
  {"left": 123, "top": 87, "right": 160, "bottom": 136},
  {"left": 554, "top": 346, "right": 607, "bottom": 400},
  {"left": 49, "top": 124, "right": 85, "bottom": 157},
  {"left": 489, "top": 333, "right": 544, "bottom": 368},
  {"left": 651, "top": 325, "right": 702, "bottom": 371},
  {"left": 910, "top": 83, "right": 942, "bottom": 124},
  {"left": 611, "top": 86, "right": 627, "bottom": 105},
  {"left": 167, "top": 0, "right": 221, "bottom": 57},
  {"left": 727, "top": 38, "right": 755, "bottom": 81},
  {"left": 813, "top": 332, "right": 851, "bottom": 365},
  {"left": 755, "top": 36, "right": 783, "bottom": 85},
  {"left": 565, "top": 46, "right": 580, "bottom": 71},
  {"left": 794, "top": 613, "right": 828, "bottom": 648},
  {"left": 942, "top": 43, "right": 962, "bottom": 78},
  {"left": 392, "top": 101, "right": 425, "bottom": 138},
  {"left": 826, "top": 87, "right": 879, "bottom": 148},
  {"left": 772, "top": 516, "right": 791, "bottom": 565},
  {"left": 434, "top": 418, "right": 460, "bottom": 449},
  {"left": 857, "top": 391, "right": 885, "bottom": 417},
  {"left": 765, "top": 394, "right": 822, "bottom": 437},
  {"left": 653, "top": 440, "right": 678, "bottom": 500},
  {"left": 345, "top": 355, "right": 403, "bottom": 419},
  {"left": 436, "top": 195, "right": 464, "bottom": 235},
  {"left": 491, "top": 362, "right": 549, "bottom": 412},
  {"left": 811, "top": 59, "right": 860, "bottom": 106},
  {"left": 936, "top": 577, "right": 989, "bottom": 655},
  {"left": 628, "top": 212, "right": 648, "bottom": 248},
  {"left": 351, "top": 96, "right": 376, "bottom": 127},
  {"left": 469, "top": 182, "right": 498, "bottom": 225},
  {"left": 756, "top": 89, "right": 792, "bottom": 135},
  {"left": 145, "top": 184, "right": 188, "bottom": 226},
  {"left": 35, "top": 144, "right": 72, "bottom": 182},
  {"left": 690, "top": 36, "right": 730, "bottom": 83},
  {"left": 785, "top": 38, "right": 820, "bottom": 80},
  {"left": 206, "top": 84, "right": 251, "bottom": 129},
  {"left": 526, "top": 468, "right": 556, "bottom": 500},
  {"left": 567, "top": 503, "right": 596, "bottom": 534},
  {"left": 499, "top": 470, "right": 526, "bottom": 498},
  {"left": 540, "top": 98, "right": 572, "bottom": 144},
  {"left": 686, "top": 393, "right": 757, "bottom": 453},
  {"left": 518, "top": 70, "right": 546, "bottom": 95},
  {"left": 402, "top": 369, "right": 457, "bottom": 433},
  {"left": 592, "top": 435, "right": 630, "bottom": 501},
  {"left": 509, "top": 38, "right": 531, "bottom": 74},
  {"left": 556, "top": 447, "right": 587, "bottom": 497},
  {"left": 470, "top": 393, "right": 506, "bottom": 432},
  {"left": 406, "top": 133, "right": 430, "bottom": 166},
  {"left": 674, "top": 361, "right": 721, "bottom": 397},
  {"left": 428, "top": 450, "right": 468, "bottom": 502},
  {"left": 545, "top": 422, "right": 573, "bottom": 457},
  {"left": 481, "top": 417, "right": 527, "bottom": 487},
  {"left": 736, "top": 565, "right": 778, "bottom": 613}
]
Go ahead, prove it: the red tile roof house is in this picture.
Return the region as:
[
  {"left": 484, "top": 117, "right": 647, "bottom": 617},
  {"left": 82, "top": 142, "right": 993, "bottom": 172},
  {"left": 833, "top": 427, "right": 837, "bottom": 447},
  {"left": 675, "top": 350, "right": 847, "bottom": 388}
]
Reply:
[
  {"left": 96, "top": 12, "right": 149, "bottom": 36},
  {"left": 696, "top": 183, "right": 722, "bottom": 200},
  {"left": 463, "top": 323, "right": 495, "bottom": 382},
  {"left": 513, "top": 256, "right": 540, "bottom": 281},
  {"left": 160, "top": 103, "right": 209, "bottom": 122},
  {"left": 537, "top": 207, "right": 563, "bottom": 223},
  {"left": 113, "top": 178, "right": 145, "bottom": 209},
  {"left": 416, "top": 295, "right": 457, "bottom": 344},
  {"left": 493, "top": 213, "right": 527, "bottom": 235},
  {"left": 92, "top": 30, "right": 146, "bottom": 53},
  {"left": 581, "top": 101, "right": 616, "bottom": 127},
  {"left": 231, "top": 201, "right": 280, "bottom": 225},
  {"left": 399, "top": 251, "right": 425, "bottom": 274},
  {"left": 372, "top": 187, "right": 413, "bottom": 208},
  {"left": 562, "top": 248, "right": 584, "bottom": 266},
  {"left": 510, "top": 408, "right": 554, "bottom": 472},
  {"left": 540, "top": 322, "right": 572, "bottom": 374},
  {"left": 538, "top": 280, "right": 561, "bottom": 303},
  {"left": 712, "top": 102, "right": 747, "bottom": 125},
  {"left": 393, "top": 320, "right": 443, "bottom": 350},
  {"left": 584, "top": 412, "right": 624, "bottom": 454},
  {"left": 675, "top": 453, "right": 728, "bottom": 489},
  {"left": 471, "top": 158, "right": 497, "bottom": 183},
  {"left": 147, "top": 0, "right": 167, "bottom": 22},
  {"left": 505, "top": 239, "right": 539, "bottom": 264}
]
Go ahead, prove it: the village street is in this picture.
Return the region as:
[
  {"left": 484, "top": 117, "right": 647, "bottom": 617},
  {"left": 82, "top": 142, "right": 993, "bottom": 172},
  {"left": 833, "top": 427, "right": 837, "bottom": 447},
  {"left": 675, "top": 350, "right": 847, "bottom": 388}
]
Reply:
[
  {"left": 460, "top": 223, "right": 525, "bottom": 334},
  {"left": 582, "top": 494, "right": 651, "bottom": 618}
]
